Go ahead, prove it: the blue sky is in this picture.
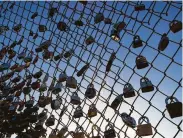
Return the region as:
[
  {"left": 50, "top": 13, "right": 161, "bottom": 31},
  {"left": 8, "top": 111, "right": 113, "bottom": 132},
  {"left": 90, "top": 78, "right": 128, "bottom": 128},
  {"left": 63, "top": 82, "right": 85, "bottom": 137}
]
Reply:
[{"left": 0, "top": 1, "right": 182, "bottom": 138}]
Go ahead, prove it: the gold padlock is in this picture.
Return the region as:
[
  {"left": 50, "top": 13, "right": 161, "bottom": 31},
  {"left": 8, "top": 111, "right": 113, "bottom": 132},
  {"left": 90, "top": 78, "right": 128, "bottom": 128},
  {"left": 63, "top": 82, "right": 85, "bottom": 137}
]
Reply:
[
  {"left": 72, "top": 127, "right": 85, "bottom": 138},
  {"left": 88, "top": 104, "right": 97, "bottom": 118}
]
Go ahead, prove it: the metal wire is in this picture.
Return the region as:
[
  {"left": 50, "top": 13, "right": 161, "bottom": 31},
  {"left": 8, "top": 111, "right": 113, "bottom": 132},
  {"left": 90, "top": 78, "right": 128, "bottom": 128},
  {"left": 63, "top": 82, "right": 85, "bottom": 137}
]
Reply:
[{"left": 0, "top": 1, "right": 182, "bottom": 138}]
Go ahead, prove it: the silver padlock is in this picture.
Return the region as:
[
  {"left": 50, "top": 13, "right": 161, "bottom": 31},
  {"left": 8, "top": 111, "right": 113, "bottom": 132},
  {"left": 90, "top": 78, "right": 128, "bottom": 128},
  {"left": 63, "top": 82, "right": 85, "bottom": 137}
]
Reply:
[
  {"left": 51, "top": 96, "right": 62, "bottom": 110},
  {"left": 73, "top": 105, "right": 83, "bottom": 118},
  {"left": 120, "top": 112, "right": 136, "bottom": 128}
]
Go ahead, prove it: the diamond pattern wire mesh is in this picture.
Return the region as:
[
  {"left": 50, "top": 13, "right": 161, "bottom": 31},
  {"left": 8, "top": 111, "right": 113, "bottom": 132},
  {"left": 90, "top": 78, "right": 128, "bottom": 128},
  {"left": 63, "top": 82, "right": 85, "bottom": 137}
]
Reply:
[{"left": 0, "top": 1, "right": 182, "bottom": 138}]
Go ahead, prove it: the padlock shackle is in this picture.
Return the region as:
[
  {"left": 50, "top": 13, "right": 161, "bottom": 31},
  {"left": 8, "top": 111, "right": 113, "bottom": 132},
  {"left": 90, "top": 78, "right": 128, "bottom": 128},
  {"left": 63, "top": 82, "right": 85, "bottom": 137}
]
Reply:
[
  {"left": 165, "top": 96, "right": 179, "bottom": 105},
  {"left": 169, "top": 20, "right": 179, "bottom": 27},
  {"left": 105, "top": 123, "right": 114, "bottom": 131},
  {"left": 138, "top": 116, "right": 150, "bottom": 125},
  {"left": 92, "top": 124, "right": 100, "bottom": 136},
  {"left": 140, "top": 77, "right": 149, "bottom": 83},
  {"left": 133, "top": 35, "right": 140, "bottom": 41},
  {"left": 136, "top": 55, "right": 145, "bottom": 62}
]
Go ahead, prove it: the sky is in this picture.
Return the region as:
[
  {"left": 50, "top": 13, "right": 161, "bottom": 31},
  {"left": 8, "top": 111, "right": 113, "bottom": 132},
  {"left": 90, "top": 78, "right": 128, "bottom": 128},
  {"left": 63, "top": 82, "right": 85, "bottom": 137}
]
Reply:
[{"left": 0, "top": 1, "right": 182, "bottom": 138}]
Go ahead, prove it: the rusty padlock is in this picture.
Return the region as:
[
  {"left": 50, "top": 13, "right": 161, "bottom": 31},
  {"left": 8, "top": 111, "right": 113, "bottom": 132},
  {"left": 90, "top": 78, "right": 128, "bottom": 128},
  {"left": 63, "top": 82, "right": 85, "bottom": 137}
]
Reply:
[
  {"left": 48, "top": 7, "right": 58, "bottom": 18},
  {"left": 123, "top": 83, "right": 135, "bottom": 98},
  {"left": 49, "top": 129, "right": 58, "bottom": 138},
  {"left": 165, "top": 96, "right": 182, "bottom": 118},
  {"left": 158, "top": 33, "right": 169, "bottom": 51},
  {"left": 104, "top": 123, "right": 116, "bottom": 138},
  {"left": 13, "top": 24, "right": 22, "bottom": 32},
  {"left": 140, "top": 77, "right": 154, "bottom": 93},
  {"left": 58, "top": 72, "right": 67, "bottom": 82},
  {"left": 88, "top": 104, "right": 97, "bottom": 118},
  {"left": 136, "top": 55, "right": 149, "bottom": 69},
  {"left": 169, "top": 20, "right": 182, "bottom": 33},
  {"left": 136, "top": 116, "right": 153, "bottom": 136},
  {"left": 133, "top": 35, "right": 143, "bottom": 48},
  {"left": 57, "top": 126, "right": 68, "bottom": 138},
  {"left": 31, "top": 79, "right": 41, "bottom": 90},
  {"left": 64, "top": 49, "right": 74, "bottom": 58},
  {"left": 33, "top": 70, "right": 43, "bottom": 79},
  {"left": 11, "top": 75, "right": 21, "bottom": 83}
]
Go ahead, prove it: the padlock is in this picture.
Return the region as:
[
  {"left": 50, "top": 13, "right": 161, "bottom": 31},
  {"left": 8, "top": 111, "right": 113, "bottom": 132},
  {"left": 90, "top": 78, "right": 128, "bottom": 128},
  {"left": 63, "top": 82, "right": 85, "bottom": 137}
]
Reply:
[
  {"left": 11, "top": 75, "right": 21, "bottom": 83},
  {"left": 73, "top": 105, "right": 83, "bottom": 118},
  {"left": 49, "top": 129, "right": 58, "bottom": 138},
  {"left": 92, "top": 125, "right": 101, "bottom": 138},
  {"left": 8, "top": 49, "right": 16, "bottom": 59},
  {"left": 66, "top": 76, "right": 77, "bottom": 89},
  {"left": 14, "top": 65, "right": 25, "bottom": 72},
  {"left": 26, "top": 78, "right": 32, "bottom": 86},
  {"left": 158, "top": 33, "right": 169, "bottom": 51},
  {"left": 31, "top": 12, "right": 38, "bottom": 19},
  {"left": 48, "top": 7, "right": 57, "bottom": 18},
  {"left": 114, "top": 22, "right": 126, "bottom": 32},
  {"left": 31, "top": 80, "right": 40, "bottom": 90},
  {"left": 85, "top": 83, "right": 96, "bottom": 99},
  {"left": 79, "top": 0, "right": 87, "bottom": 5},
  {"left": 24, "top": 51, "right": 33, "bottom": 63},
  {"left": 133, "top": 35, "right": 143, "bottom": 48},
  {"left": 120, "top": 112, "right": 136, "bottom": 128},
  {"left": 75, "top": 20, "right": 84, "bottom": 26},
  {"left": 73, "top": 127, "right": 85, "bottom": 138},
  {"left": 140, "top": 77, "right": 154, "bottom": 93},
  {"left": 59, "top": 72, "right": 67, "bottom": 82},
  {"left": 123, "top": 83, "right": 135, "bottom": 98},
  {"left": 57, "top": 21, "right": 67, "bottom": 31},
  {"left": 40, "top": 40, "right": 52, "bottom": 49},
  {"left": 35, "top": 121, "right": 44, "bottom": 130},
  {"left": 25, "top": 97, "right": 34, "bottom": 108},
  {"left": 51, "top": 96, "right": 62, "bottom": 110},
  {"left": 33, "top": 33, "right": 38, "bottom": 39},
  {"left": 14, "top": 80, "right": 26, "bottom": 90},
  {"left": 52, "top": 82, "right": 62, "bottom": 94},
  {"left": 39, "top": 82, "right": 47, "bottom": 92},
  {"left": 88, "top": 104, "right": 97, "bottom": 118},
  {"left": 38, "top": 95, "right": 48, "bottom": 108},
  {"left": 136, "top": 116, "right": 153, "bottom": 136},
  {"left": 43, "top": 50, "right": 54, "bottom": 60},
  {"left": 64, "top": 49, "right": 74, "bottom": 58},
  {"left": 77, "top": 63, "right": 89, "bottom": 77},
  {"left": 29, "top": 30, "right": 34, "bottom": 36},
  {"left": 45, "top": 115, "right": 55, "bottom": 126},
  {"left": 136, "top": 55, "right": 149, "bottom": 69},
  {"left": 49, "top": 77, "right": 57, "bottom": 91},
  {"left": 15, "top": 90, "right": 22, "bottom": 97},
  {"left": 0, "top": 62, "right": 11, "bottom": 72},
  {"left": 35, "top": 46, "right": 43, "bottom": 53},
  {"left": 57, "top": 126, "right": 68, "bottom": 138},
  {"left": 134, "top": 4, "right": 145, "bottom": 11},
  {"left": 85, "top": 36, "right": 95, "bottom": 45},
  {"left": 10, "top": 63, "right": 19, "bottom": 70},
  {"left": 165, "top": 96, "right": 182, "bottom": 118},
  {"left": 38, "top": 109, "right": 48, "bottom": 122},
  {"left": 106, "top": 52, "right": 116, "bottom": 72},
  {"left": 71, "top": 92, "right": 81, "bottom": 105},
  {"left": 33, "top": 70, "right": 43, "bottom": 79},
  {"left": 39, "top": 25, "right": 47, "bottom": 32},
  {"left": 169, "top": 20, "right": 182, "bottom": 33},
  {"left": 29, "top": 112, "right": 38, "bottom": 123},
  {"left": 33, "top": 55, "right": 39, "bottom": 64},
  {"left": 104, "top": 124, "right": 116, "bottom": 138},
  {"left": 110, "top": 94, "right": 123, "bottom": 110},
  {"left": 94, "top": 13, "right": 104, "bottom": 24},
  {"left": 13, "top": 24, "right": 22, "bottom": 32},
  {"left": 54, "top": 53, "right": 63, "bottom": 61},
  {"left": 110, "top": 29, "right": 120, "bottom": 41},
  {"left": 104, "top": 18, "right": 112, "bottom": 24}
]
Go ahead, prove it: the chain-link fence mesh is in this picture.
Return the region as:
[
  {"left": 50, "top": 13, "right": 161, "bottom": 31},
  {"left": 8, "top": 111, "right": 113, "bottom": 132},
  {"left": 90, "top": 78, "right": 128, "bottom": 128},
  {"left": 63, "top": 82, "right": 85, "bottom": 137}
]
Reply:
[{"left": 0, "top": 1, "right": 182, "bottom": 138}]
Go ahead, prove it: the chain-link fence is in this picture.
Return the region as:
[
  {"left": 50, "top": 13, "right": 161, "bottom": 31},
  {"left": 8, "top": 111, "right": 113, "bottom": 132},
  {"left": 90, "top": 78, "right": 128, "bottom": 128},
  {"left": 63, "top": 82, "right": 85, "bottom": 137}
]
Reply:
[{"left": 0, "top": 1, "right": 182, "bottom": 138}]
